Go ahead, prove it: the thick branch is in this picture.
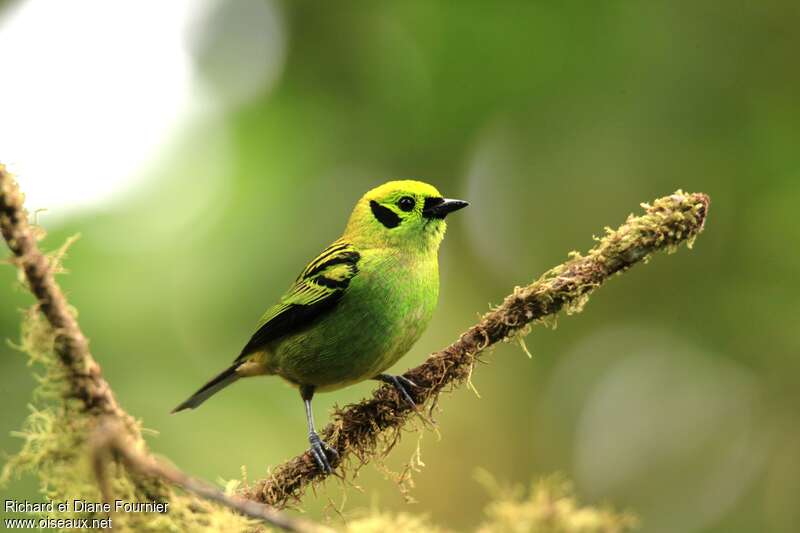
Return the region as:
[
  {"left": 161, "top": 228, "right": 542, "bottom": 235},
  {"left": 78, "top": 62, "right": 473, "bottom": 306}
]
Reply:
[
  {"left": 1, "top": 164, "right": 308, "bottom": 532},
  {"left": 0, "top": 164, "right": 134, "bottom": 428},
  {"left": 240, "top": 191, "right": 710, "bottom": 507}
]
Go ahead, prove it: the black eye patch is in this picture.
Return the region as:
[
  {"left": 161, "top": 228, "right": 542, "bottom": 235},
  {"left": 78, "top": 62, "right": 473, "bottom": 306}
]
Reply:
[
  {"left": 423, "top": 197, "right": 445, "bottom": 212},
  {"left": 370, "top": 200, "right": 401, "bottom": 228}
]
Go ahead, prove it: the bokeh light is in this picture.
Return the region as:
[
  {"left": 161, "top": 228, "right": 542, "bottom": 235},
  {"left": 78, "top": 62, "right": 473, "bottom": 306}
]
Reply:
[
  {"left": 0, "top": 0, "right": 196, "bottom": 215},
  {"left": 0, "top": 0, "right": 286, "bottom": 219}
]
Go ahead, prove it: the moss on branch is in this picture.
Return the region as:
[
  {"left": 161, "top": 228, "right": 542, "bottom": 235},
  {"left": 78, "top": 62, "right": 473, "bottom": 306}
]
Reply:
[
  {"left": 0, "top": 164, "right": 314, "bottom": 532},
  {"left": 0, "top": 165, "right": 135, "bottom": 426},
  {"left": 240, "top": 191, "right": 709, "bottom": 507},
  {"left": 2, "top": 161, "right": 706, "bottom": 531}
]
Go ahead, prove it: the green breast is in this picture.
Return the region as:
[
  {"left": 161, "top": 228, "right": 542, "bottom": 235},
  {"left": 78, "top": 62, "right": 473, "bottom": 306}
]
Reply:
[{"left": 269, "top": 249, "right": 439, "bottom": 390}]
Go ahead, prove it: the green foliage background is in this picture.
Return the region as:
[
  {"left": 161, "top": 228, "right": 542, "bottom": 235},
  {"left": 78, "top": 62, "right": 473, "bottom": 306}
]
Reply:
[{"left": 2, "top": 1, "right": 799, "bottom": 531}]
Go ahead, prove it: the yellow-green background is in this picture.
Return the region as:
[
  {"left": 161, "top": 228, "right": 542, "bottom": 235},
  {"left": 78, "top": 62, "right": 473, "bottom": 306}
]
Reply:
[{"left": 2, "top": 1, "right": 799, "bottom": 532}]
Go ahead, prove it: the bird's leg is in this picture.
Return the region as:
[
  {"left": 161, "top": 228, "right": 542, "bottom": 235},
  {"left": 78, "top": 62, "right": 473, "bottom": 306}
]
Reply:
[
  {"left": 374, "top": 374, "right": 419, "bottom": 409},
  {"left": 300, "top": 385, "right": 338, "bottom": 474}
]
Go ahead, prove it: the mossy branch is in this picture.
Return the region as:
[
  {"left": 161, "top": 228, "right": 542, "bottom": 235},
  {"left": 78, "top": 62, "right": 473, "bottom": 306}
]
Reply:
[
  {"left": 0, "top": 164, "right": 316, "bottom": 533},
  {"left": 0, "top": 165, "right": 135, "bottom": 429},
  {"left": 90, "top": 417, "right": 324, "bottom": 532},
  {"left": 240, "top": 191, "right": 710, "bottom": 507},
  {"left": 2, "top": 161, "right": 706, "bottom": 527}
]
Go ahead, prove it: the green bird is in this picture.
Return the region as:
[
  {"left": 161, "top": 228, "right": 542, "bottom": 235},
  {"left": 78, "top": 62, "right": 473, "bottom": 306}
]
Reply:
[{"left": 172, "top": 180, "right": 468, "bottom": 472}]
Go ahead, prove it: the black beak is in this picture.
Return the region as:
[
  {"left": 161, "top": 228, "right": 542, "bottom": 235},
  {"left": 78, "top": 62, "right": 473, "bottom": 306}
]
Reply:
[{"left": 422, "top": 197, "right": 470, "bottom": 219}]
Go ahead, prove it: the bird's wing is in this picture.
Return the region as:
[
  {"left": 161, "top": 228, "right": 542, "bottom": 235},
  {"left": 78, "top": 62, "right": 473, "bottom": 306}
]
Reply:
[{"left": 235, "top": 240, "right": 360, "bottom": 360}]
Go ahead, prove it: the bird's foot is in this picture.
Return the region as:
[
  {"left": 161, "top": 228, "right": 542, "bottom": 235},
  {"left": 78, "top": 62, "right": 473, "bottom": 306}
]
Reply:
[
  {"left": 308, "top": 431, "right": 338, "bottom": 474},
  {"left": 376, "top": 373, "right": 419, "bottom": 409}
]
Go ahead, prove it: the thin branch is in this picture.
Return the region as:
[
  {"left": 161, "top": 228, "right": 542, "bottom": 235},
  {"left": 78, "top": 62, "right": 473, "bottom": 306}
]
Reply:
[
  {"left": 0, "top": 164, "right": 311, "bottom": 532},
  {"left": 91, "top": 417, "right": 326, "bottom": 533},
  {"left": 239, "top": 191, "right": 710, "bottom": 507}
]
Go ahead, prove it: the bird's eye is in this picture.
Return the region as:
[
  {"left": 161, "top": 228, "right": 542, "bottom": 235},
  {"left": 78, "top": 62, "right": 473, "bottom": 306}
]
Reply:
[{"left": 397, "top": 196, "right": 415, "bottom": 212}]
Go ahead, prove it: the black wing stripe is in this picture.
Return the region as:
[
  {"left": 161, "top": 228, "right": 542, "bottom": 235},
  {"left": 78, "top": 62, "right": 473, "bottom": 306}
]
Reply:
[
  {"left": 305, "top": 250, "right": 360, "bottom": 278},
  {"left": 238, "top": 246, "right": 361, "bottom": 359},
  {"left": 309, "top": 241, "right": 349, "bottom": 266},
  {"left": 314, "top": 274, "right": 353, "bottom": 289},
  {"left": 298, "top": 242, "right": 350, "bottom": 279},
  {"left": 238, "top": 294, "right": 344, "bottom": 357}
]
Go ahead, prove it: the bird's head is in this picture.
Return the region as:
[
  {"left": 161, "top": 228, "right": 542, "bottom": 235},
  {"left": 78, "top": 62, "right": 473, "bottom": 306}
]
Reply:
[{"left": 344, "top": 180, "right": 468, "bottom": 252}]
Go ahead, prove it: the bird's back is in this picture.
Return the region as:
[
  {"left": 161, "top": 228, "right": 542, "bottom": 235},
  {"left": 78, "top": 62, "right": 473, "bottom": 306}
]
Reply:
[{"left": 267, "top": 246, "right": 439, "bottom": 391}]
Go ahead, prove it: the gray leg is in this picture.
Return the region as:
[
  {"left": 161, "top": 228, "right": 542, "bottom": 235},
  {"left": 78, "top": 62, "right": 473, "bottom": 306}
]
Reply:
[
  {"left": 374, "top": 374, "right": 418, "bottom": 408},
  {"left": 300, "top": 385, "right": 338, "bottom": 473}
]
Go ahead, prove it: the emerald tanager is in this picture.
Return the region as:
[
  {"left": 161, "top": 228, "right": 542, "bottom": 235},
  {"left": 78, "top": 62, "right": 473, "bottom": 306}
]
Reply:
[{"left": 173, "top": 180, "right": 468, "bottom": 472}]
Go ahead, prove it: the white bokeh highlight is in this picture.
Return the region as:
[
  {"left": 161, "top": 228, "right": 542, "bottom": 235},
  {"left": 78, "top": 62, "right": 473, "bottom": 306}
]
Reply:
[
  {"left": 0, "top": 0, "right": 196, "bottom": 215},
  {"left": 0, "top": 0, "right": 286, "bottom": 220}
]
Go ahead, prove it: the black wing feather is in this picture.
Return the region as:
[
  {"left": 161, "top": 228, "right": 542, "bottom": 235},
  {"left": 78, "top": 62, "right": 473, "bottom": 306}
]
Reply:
[{"left": 235, "top": 241, "right": 360, "bottom": 360}]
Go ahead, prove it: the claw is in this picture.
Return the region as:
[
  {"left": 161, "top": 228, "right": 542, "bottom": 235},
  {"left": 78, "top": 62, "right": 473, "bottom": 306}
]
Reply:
[
  {"left": 308, "top": 431, "right": 338, "bottom": 474},
  {"left": 376, "top": 374, "right": 418, "bottom": 409}
]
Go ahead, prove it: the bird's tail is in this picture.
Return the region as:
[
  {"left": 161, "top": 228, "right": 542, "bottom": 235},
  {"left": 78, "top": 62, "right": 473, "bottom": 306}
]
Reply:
[{"left": 171, "top": 364, "right": 240, "bottom": 413}]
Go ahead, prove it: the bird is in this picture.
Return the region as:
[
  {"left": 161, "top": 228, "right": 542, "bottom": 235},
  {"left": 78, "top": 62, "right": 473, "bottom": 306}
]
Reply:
[{"left": 172, "top": 180, "right": 468, "bottom": 473}]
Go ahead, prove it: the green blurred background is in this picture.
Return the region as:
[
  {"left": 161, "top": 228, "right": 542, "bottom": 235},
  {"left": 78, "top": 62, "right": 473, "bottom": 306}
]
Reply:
[{"left": 1, "top": 1, "right": 799, "bottom": 531}]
